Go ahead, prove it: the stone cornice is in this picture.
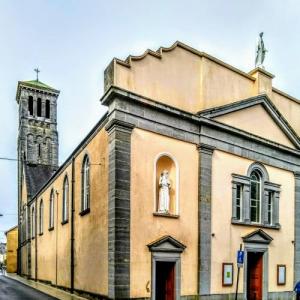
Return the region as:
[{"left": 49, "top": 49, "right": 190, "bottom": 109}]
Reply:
[{"left": 103, "top": 86, "right": 300, "bottom": 157}]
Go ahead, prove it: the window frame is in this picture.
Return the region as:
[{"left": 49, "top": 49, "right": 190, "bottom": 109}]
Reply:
[
  {"left": 49, "top": 189, "right": 55, "bottom": 230},
  {"left": 31, "top": 206, "right": 35, "bottom": 239},
  {"left": 235, "top": 184, "right": 243, "bottom": 221},
  {"left": 80, "top": 154, "right": 90, "bottom": 215},
  {"left": 39, "top": 199, "right": 44, "bottom": 235},
  {"left": 62, "top": 175, "right": 69, "bottom": 224},
  {"left": 250, "top": 170, "right": 262, "bottom": 224},
  {"left": 232, "top": 163, "right": 281, "bottom": 229}
]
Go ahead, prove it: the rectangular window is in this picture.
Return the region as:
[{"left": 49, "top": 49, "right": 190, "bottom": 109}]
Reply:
[
  {"left": 37, "top": 98, "right": 42, "bottom": 117},
  {"left": 267, "top": 192, "right": 273, "bottom": 225},
  {"left": 45, "top": 100, "right": 50, "bottom": 119},
  {"left": 236, "top": 184, "right": 242, "bottom": 220},
  {"left": 28, "top": 96, "right": 33, "bottom": 116}
]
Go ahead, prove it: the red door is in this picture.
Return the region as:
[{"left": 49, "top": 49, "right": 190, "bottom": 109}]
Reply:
[
  {"left": 156, "top": 262, "right": 175, "bottom": 300},
  {"left": 247, "top": 252, "right": 263, "bottom": 300}
]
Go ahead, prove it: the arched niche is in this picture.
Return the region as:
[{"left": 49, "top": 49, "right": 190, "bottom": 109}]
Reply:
[{"left": 155, "top": 153, "right": 179, "bottom": 215}]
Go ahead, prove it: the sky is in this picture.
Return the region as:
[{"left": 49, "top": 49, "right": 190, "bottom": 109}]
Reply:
[{"left": 0, "top": 0, "right": 300, "bottom": 242}]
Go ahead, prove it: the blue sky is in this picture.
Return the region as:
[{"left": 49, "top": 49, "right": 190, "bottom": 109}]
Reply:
[{"left": 0, "top": 0, "right": 300, "bottom": 242}]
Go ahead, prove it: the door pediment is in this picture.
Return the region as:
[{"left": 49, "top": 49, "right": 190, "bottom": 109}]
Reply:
[
  {"left": 147, "top": 236, "right": 186, "bottom": 253},
  {"left": 242, "top": 229, "right": 273, "bottom": 245}
]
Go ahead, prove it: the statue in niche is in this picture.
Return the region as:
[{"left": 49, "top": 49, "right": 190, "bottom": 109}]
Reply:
[{"left": 158, "top": 170, "right": 171, "bottom": 213}]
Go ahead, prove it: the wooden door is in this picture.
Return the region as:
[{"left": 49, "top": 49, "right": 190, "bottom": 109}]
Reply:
[
  {"left": 247, "top": 252, "right": 263, "bottom": 300},
  {"left": 156, "top": 262, "right": 175, "bottom": 300}
]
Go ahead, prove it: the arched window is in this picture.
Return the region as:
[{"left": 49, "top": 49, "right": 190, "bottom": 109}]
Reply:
[
  {"left": 39, "top": 199, "right": 43, "bottom": 234},
  {"left": 28, "top": 96, "right": 33, "bottom": 116},
  {"left": 31, "top": 206, "right": 35, "bottom": 238},
  {"left": 232, "top": 162, "right": 280, "bottom": 228},
  {"left": 62, "top": 176, "right": 69, "bottom": 223},
  {"left": 49, "top": 190, "right": 54, "bottom": 229},
  {"left": 37, "top": 98, "right": 42, "bottom": 117},
  {"left": 81, "top": 155, "right": 90, "bottom": 212},
  {"left": 250, "top": 170, "right": 261, "bottom": 223}
]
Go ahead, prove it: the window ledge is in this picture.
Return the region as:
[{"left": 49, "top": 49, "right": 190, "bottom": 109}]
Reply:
[
  {"left": 39, "top": 232, "right": 43, "bottom": 236},
  {"left": 61, "top": 219, "right": 69, "bottom": 225},
  {"left": 48, "top": 227, "right": 54, "bottom": 232},
  {"left": 231, "top": 219, "right": 281, "bottom": 230},
  {"left": 153, "top": 212, "right": 179, "bottom": 219},
  {"left": 79, "top": 208, "right": 90, "bottom": 217}
]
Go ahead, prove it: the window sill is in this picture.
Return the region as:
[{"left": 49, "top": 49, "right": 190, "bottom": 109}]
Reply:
[
  {"left": 153, "top": 212, "right": 179, "bottom": 219},
  {"left": 48, "top": 227, "right": 54, "bottom": 232},
  {"left": 61, "top": 219, "right": 69, "bottom": 225},
  {"left": 231, "top": 219, "right": 281, "bottom": 230},
  {"left": 39, "top": 233, "right": 43, "bottom": 236},
  {"left": 79, "top": 208, "right": 90, "bottom": 217}
]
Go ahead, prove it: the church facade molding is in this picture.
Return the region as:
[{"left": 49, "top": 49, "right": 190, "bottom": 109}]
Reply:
[{"left": 101, "top": 86, "right": 300, "bottom": 173}]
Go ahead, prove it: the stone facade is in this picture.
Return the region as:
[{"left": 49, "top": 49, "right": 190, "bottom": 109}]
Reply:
[{"left": 16, "top": 80, "right": 60, "bottom": 277}]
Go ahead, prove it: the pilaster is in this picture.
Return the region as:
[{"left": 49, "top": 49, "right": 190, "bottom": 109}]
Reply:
[
  {"left": 294, "top": 171, "right": 300, "bottom": 285},
  {"left": 197, "top": 143, "right": 215, "bottom": 295},
  {"left": 106, "top": 119, "right": 134, "bottom": 299}
]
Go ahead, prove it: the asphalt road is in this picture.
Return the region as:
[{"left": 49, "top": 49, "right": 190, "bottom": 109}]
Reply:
[{"left": 0, "top": 274, "right": 57, "bottom": 300}]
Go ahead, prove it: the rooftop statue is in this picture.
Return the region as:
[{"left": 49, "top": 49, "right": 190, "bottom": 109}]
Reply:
[{"left": 255, "top": 32, "right": 267, "bottom": 68}]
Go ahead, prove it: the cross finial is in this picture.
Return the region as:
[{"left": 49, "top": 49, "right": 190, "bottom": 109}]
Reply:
[{"left": 34, "top": 68, "right": 40, "bottom": 81}]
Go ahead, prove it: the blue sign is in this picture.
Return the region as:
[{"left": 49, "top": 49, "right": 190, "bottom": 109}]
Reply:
[{"left": 237, "top": 250, "right": 244, "bottom": 265}]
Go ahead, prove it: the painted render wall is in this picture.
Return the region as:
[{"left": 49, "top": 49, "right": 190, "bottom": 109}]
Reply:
[
  {"left": 130, "top": 128, "right": 199, "bottom": 298},
  {"left": 115, "top": 46, "right": 202, "bottom": 113},
  {"left": 6, "top": 227, "right": 18, "bottom": 273},
  {"left": 272, "top": 90, "right": 300, "bottom": 136},
  {"left": 108, "top": 42, "right": 300, "bottom": 135},
  {"left": 211, "top": 150, "right": 294, "bottom": 294},
  {"left": 214, "top": 104, "right": 296, "bottom": 149},
  {"left": 34, "top": 164, "right": 72, "bottom": 287},
  {"left": 31, "top": 126, "right": 109, "bottom": 296},
  {"left": 200, "top": 56, "right": 254, "bottom": 111},
  {"left": 73, "top": 127, "right": 108, "bottom": 296}
]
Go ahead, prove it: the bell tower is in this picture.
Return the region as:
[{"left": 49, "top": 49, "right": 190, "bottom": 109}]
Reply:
[
  {"left": 16, "top": 75, "right": 60, "bottom": 169},
  {"left": 16, "top": 73, "right": 60, "bottom": 275}
]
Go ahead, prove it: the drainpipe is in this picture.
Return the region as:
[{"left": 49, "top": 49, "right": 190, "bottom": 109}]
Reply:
[
  {"left": 70, "top": 157, "right": 75, "bottom": 293},
  {"left": 55, "top": 190, "right": 59, "bottom": 286},
  {"left": 35, "top": 199, "right": 38, "bottom": 281}
]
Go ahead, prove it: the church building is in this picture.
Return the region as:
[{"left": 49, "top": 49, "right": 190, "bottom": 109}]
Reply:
[{"left": 17, "top": 41, "right": 300, "bottom": 300}]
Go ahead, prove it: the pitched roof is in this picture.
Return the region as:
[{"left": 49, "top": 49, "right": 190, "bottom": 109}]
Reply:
[
  {"left": 16, "top": 79, "right": 60, "bottom": 101},
  {"left": 4, "top": 225, "right": 18, "bottom": 235},
  {"left": 19, "top": 80, "right": 58, "bottom": 92},
  {"left": 24, "top": 164, "right": 56, "bottom": 197}
]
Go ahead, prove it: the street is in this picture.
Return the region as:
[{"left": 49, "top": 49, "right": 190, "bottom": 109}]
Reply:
[{"left": 0, "top": 274, "right": 57, "bottom": 300}]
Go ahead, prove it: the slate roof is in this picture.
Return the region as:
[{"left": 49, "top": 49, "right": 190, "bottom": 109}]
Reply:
[
  {"left": 19, "top": 80, "right": 58, "bottom": 92},
  {"left": 16, "top": 79, "right": 60, "bottom": 101},
  {"left": 24, "top": 164, "right": 56, "bottom": 197}
]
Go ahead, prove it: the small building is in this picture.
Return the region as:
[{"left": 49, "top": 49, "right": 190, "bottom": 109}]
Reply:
[{"left": 5, "top": 226, "right": 18, "bottom": 273}]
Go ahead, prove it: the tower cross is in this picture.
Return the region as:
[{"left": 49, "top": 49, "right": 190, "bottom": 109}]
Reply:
[{"left": 34, "top": 68, "right": 40, "bottom": 81}]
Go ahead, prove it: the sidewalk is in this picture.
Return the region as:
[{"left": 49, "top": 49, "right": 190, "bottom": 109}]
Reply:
[{"left": 5, "top": 273, "right": 88, "bottom": 300}]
